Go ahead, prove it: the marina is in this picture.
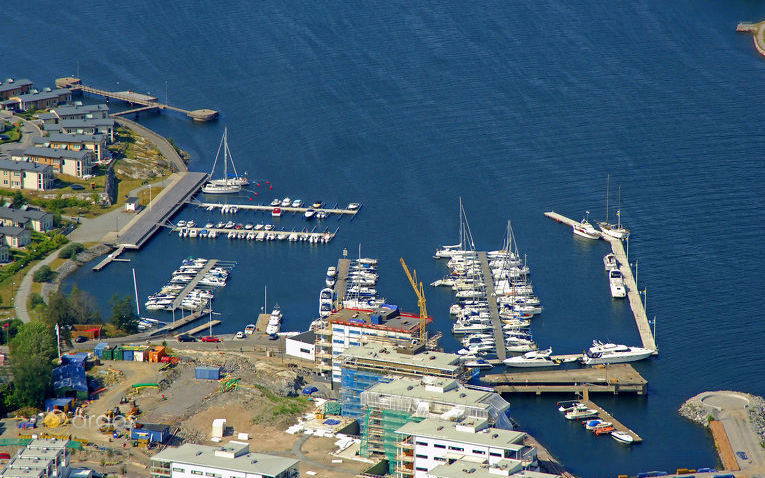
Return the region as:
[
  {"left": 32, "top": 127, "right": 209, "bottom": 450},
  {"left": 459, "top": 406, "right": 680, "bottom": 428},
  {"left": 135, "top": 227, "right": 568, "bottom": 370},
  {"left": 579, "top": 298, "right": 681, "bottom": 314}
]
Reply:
[
  {"left": 172, "top": 226, "right": 337, "bottom": 244},
  {"left": 334, "top": 258, "right": 351, "bottom": 309},
  {"left": 169, "top": 259, "right": 219, "bottom": 311},
  {"left": 192, "top": 201, "right": 361, "bottom": 217},
  {"left": 482, "top": 364, "right": 648, "bottom": 394},
  {"left": 544, "top": 210, "right": 657, "bottom": 352},
  {"left": 147, "top": 309, "right": 210, "bottom": 337},
  {"left": 477, "top": 251, "right": 507, "bottom": 361}
]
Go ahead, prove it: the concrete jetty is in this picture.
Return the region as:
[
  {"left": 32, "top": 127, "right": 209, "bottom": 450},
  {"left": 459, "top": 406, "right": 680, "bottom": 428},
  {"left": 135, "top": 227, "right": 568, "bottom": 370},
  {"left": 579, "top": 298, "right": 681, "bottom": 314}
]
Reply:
[
  {"left": 737, "top": 21, "right": 765, "bottom": 58},
  {"left": 170, "top": 259, "right": 219, "bottom": 311},
  {"left": 185, "top": 320, "right": 222, "bottom": 336},
  {"left": 477, "top": 251, "right": 507, "bottom": 361},
  {"left": 581, "top": 397, "right": 643, "bottom": 442},
  {"left": 56, "top": 77, "right": 219, "bottom": 121},
  {"left": 544, "top": 211, "right": 657, "bottom": 352},
  {"left": 483, "top": 364, "right": 647, "bottom": 394}
]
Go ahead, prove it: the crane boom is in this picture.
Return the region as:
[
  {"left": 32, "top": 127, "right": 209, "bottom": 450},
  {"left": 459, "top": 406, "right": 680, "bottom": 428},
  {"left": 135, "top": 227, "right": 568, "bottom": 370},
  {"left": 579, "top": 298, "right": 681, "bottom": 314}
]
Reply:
[{"left": 400, "top": 257, "right": 428, "bottom": 343}]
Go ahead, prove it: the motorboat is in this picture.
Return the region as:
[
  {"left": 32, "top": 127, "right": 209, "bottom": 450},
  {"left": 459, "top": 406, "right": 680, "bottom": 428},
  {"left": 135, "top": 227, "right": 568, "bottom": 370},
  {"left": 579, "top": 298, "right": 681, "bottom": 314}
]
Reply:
[
  {"left": 304, "top": 208, "right": 316, "bottom": 219},
  {"left": 177, "top": 220, "right": 186, "bottom": 227},
  {"left": 565, "top": 408, "right": 599, "bottom": 420},
  {"left": 312, "top": 200, "right": 323, "bottom": 208},
  {"left": 347, "top": 202, "right": 361, "bottom": 210},
  {"left": 573, "top": 216, "right": 600, "bottom": 240},
  {"left": 316, "top": 211, "right": 327, "bottom": 219},
  {"left": 292, "top": 199, "right": 303, "bottom": 207},
  {"left": 594, "top": 425, "right": 615, "bottom": 435},
  {"left": 272, "top": 208, "right": 282, "bottom": 217},
  {"left": 244, "top": 223, "right": 253, "bottom": 230},
  {"left": 503, "top": 348, "right": 564, "bottom": 368},
  {"left": 603, "top": 253, "right": 618, "bottom": 271},
  {"left": 271, "top": 199, "right": 281, "bottom": 206},
  {"left": 585, "top": 419, "right": 610, "bottom": 430},
  {"left": 463, "top": 358, "right": 492, "bottom": 369},
  {"left": 205, "top": 222, "right": 214, "bottom": 229},
  {"left": 582, "top": 341, "right": 653, "bottom": 365},
  {"left": 611, "top": 430, "right": 635, "bottom": 444},
  {"left": 281, "top": 197, "right": 292, "bottom": 207},
  {"left": 264, "top": 224, "right": 274, "bottom": 231},
  {"left": 558, "top": 402, "right": 585, "bottom": 413},
  {"left": 609, "top": 269, "right": 626, "bottom": 298}
]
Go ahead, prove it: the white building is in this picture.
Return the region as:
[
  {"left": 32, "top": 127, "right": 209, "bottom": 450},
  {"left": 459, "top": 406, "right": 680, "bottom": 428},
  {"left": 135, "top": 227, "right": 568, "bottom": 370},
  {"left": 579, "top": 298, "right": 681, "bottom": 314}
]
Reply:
[
  {"left": 425, "top": 459, "right": 560, "bottom": 478},
  {"left": 0, "top": 439, "right": 71, "bottom": 478},
  {"left": 285, "top": 331, "right": 315, "bottom": 361},
  {"left": 150, "top": 441, "right": 299, "bottom": 478},
  {"left": 394, "top": 418, "right": 538, "bottom": 478}
]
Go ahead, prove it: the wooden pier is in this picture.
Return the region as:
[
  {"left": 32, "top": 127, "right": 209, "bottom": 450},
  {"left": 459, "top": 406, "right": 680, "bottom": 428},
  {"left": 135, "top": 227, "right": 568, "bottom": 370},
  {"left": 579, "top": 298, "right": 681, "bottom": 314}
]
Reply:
[
  {"left": 148, "top": 309, "right": 209, "bottom": 337},
  {"left": 92, "top": 245, "right": 124, "bottom": 271},
  {"left": 173, "top": 226, "right": 336, "bottom": 243},
  {"left": 544, "top": 210, "right": 657, "bottom": 352},
  {"left": 170, "top": 259, "right": 218, "bottom": 311},
  {"left": 477, "top": 251, "right": 507, "bottom": 361},
  {"left": 581, "top": 397, "right": 643, "bottom": 442},
  {"left": 483, "top": 364, "right": 647, "bottom": 394},
  {"left": 334, "top": 258, "right": 351, "bottom": 309},
  {"left": 193, "top": 202, "right": 360, "bottom": 216},
  {"left": 56, "top": 77, "right": 219, "bottom": 121},
  {"left": 185, "top": 320, "right": 222, "bottom": 336}
]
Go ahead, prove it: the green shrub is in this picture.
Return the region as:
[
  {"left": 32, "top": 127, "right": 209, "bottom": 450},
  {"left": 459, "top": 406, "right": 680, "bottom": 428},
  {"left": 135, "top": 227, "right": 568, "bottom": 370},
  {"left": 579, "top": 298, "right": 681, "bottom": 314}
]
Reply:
[
  {"left": 32, "top": 265, "right": 54, "bottom": 283},
  {"left": 59, "top": 243, "right": 84, "bottom": 259}
]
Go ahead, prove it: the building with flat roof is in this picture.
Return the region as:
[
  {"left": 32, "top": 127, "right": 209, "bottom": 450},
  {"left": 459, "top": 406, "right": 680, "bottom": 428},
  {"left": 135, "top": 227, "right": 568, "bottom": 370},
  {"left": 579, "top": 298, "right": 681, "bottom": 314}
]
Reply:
[
  {"left": 424, "top": 459, "right": 559, "bottom": 478},
  {"left": 35, "top": 133, "right": 108, "bottom": 161},
  {"left": 394, "top": 418, "right": 538, "bottom": 478},
  {"left": 340, "top": 344, "right": 471, "bottom": 419},
  {"left": 0, "top": 439, "right": 71, "bottom": 478},
  {"left": 359, "top": 376, "right": 511, "bottom": 473},
  {"left": 315, "top": 305, "right": 432, "bottom": 383},
  {"left": 0, "top": 79, "right": 33, "bottom": 101},
  {"left": 0, "top": 207, "right": 54, "bottom": 232},
  {"left": 0, "top": 159, "right": 54, "bottom": 191},
  {"left": 150, "top": 442, "right": 299, "bottom": 478},
  {"left": 21, "top": 147, "right": 93, "bottom": 177},
  {"left": 1, "top": 89, "right": 72, "bottom": 112},
  {"left": 285, "top": 331, "right": 316, "bottom": 361}
]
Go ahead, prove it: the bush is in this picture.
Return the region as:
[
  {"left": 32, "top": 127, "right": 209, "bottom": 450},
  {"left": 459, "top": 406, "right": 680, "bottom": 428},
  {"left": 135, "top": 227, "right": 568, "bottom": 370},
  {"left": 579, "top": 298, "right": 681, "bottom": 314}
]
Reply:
[
  {"left": 29, "top": 293, "right": 45, "bottom": 309},
  {"left": 59, "top": 243, "right": 84, "bottom": 259},
  {"left": 32, "top": 265, "right": 54, "bottom": 283}
]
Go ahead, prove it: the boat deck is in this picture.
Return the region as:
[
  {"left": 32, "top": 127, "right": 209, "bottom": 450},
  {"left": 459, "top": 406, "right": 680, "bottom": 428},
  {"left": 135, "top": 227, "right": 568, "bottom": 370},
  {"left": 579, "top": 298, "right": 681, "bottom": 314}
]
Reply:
[
  {"left": 170, "top": 259, "right": 218, "bottom": 311},
  {"left": 193, "top": 201, "right": 360, "bottom": 216},
  {"left": 477, "top": 251, "right": 507, "bottom": 361},
  {"left": 483, "top": 364, "right": 647, "bottom": 394},
  {"left": 582, "top": 399, "right": 643, "bottom": 442},
  {"left": 544, "top": 210, "right": 657, "bottom": 352}
]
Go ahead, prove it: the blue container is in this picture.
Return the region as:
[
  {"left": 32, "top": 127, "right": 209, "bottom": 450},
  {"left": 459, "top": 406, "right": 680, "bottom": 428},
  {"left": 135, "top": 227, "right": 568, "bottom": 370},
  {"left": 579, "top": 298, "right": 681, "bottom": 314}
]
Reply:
[
  {"left": 195, "top": 366, "right": 221, "bottom": 380},
  {"left": 94, "top": 343, "right": 109, "bottom": 359},
  {"left": 122, "top": 350, "right": 134, "bottom": 361}
]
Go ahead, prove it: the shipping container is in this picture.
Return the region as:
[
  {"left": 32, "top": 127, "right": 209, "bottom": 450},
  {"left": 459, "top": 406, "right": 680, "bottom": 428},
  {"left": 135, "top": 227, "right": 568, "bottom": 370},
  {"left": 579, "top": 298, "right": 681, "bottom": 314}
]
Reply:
[
  {"left": 195, "top": 366, "right": 221, "bottom": 380},
  {"left": 102, "top": 347, "right": 113, "bottom": 360},
  {"left": 130, "top": 423, "right": 170, "bottom": 443},
  {"left": 94, "top": 343, "right": 109, "bottom": 359},
  {"left": 134, "top": 351, "right": 144, "bottom": 362},
  {"left": 113, "top": 347, "right": 123, "bottom": 361},
  {"left": 122, "top": 350, "right": 134, "bottom": 361}
]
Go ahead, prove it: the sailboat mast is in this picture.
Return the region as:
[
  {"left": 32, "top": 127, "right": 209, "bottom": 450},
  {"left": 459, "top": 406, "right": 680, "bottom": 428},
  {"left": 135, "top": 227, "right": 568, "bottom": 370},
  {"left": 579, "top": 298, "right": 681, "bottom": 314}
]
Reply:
[
  {"left": 617, "top": 186, "right": 622, "bottom": 228},
  {"left": 223, "top": 127, "right": 228, "bottom": 185},
  {"left": 605, "top": 174, "right": 610, "bottom": 224}
]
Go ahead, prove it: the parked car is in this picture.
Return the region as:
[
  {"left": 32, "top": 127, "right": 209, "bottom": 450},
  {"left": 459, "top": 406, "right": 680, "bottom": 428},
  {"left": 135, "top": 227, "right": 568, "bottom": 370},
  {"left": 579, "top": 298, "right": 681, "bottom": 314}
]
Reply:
[
  {"left": 70, "top": 184, "right": 85, "bottom": 190},
  {"left": 74, "top": 336, "right": 88, "bottom": 343},
  {"left": 177, "top": 334, "right": 196, "bottom": 342},
  {"left": 234, "top": 331, "right": 245, "bottom": 339},
  {"left": 201, "top": 336, "right": 221, "bottom": 343}
]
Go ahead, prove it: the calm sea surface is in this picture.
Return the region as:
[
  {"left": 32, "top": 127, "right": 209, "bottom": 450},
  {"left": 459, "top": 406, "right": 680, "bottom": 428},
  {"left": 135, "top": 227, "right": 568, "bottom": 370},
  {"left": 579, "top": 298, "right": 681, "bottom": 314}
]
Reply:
[{"left": 5, "top": 0, "right": 765, "bottom": 475}]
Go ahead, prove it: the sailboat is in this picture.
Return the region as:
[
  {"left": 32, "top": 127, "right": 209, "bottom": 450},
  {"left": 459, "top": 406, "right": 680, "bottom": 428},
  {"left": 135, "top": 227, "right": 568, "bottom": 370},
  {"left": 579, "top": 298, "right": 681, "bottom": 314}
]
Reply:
[
  {"left": 434, "top": 197, "right": 475, "bottom": 258},
  {"left": 203, "top": 127, "right": 245, "bottom": 194},
  {"left": 598, "top": 176, "right": 630, "bottom": 240}
]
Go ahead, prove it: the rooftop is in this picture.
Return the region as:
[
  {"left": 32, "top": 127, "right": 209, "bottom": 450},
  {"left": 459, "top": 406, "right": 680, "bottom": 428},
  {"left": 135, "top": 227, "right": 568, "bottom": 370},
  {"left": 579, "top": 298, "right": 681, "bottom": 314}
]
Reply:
[
  {"left": 23, "top": 146, "right": 91, "bottom": 160},
  {"left": 0, "top": 79, "right": 33, "bottom": 93},
  {"left": 0, "top": 207, "right": 50, "bottom": 222},
  {"left": 0, "top": 225, "right": 27, "bottom": 237},
  {"left": 329, "top": 307, "right": 429, "bottom": 333},
  {"left": 16, "top": 89, "right": 70, "bottom": 102},
  {"left": 395, "top": 418, "right": 525, "bottom": 449},
  {"left": 57, "top": 118, "right": 114, "bottom": 128},
  {"left": 342, "top": 343, "right": 462, "bottom": 373},
  {"left": 0, "top": 159, "right": 52, "bottom": 173},
  {"left": 288, "top": 330, "right": 315, "bottom": 345},
  {"left": 426, "top": 459, "right": 560, "bottom": 478},
  {"left": 51, "top": 104, "right": 108, "bottom": 116},
  {"left": 150, "top": 442, "right": 298, "bottom": 477},
  {"left": 35, "top": 133, "right": 105, "bottom": 144}
]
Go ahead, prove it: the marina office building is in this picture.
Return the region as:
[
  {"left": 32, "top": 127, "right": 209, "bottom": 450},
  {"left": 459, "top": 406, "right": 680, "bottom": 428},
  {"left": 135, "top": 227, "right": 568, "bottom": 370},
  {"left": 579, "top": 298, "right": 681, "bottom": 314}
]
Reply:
[
  {"left": 150, "top": 441, "right": 299, "bottom": 478},
  {"left": 314, "top": 306, "right": 431, "bottom": 383}
]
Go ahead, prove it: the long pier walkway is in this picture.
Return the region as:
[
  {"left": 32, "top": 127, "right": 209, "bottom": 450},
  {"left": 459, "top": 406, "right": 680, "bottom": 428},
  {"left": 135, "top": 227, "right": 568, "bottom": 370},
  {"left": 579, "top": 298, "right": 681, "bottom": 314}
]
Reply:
[
  {"left": 335, "top": 258, "right": 351, "bottom": 309},
  {"left": 193, "top": 202, "right": 360, "bottom": 217},
  {"left": 544, "top": 211, "right": 657, "bottom": 352},
  {"left": 185, "top": 320, "right": 222, "bottom": 336},
  {"left": 477, "top": 251, "right": 507, "bottom": 361},
  {"left": 582, "top": 398, "right": 643, "bottom": 442},
  {"left": 148, "top": 309, "right": 209, "bottom": 337},
  {"left": 483, "top": 364, "right": 647, "bottom": 394},
  {"left": 170, "top": 259, "right": 218, "bottom": 311},
  {"left": 56, "top": 77, "right": 219, "bottom": 122}
]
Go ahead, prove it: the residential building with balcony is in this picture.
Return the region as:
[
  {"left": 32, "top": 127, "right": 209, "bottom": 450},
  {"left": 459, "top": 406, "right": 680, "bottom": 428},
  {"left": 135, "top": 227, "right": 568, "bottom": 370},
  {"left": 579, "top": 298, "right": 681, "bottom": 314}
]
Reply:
[
  {"left": 21, "top": 147, "right": 93, "bottom": 177},
  {"left": 0, "top": 159, "right": 54, "bottom": 191},
  {"left": 0, "top": 78, "right": 33, "bottom": 101},
  {"left": 35, "top": 133, "right": 108, "bottom": 161}
]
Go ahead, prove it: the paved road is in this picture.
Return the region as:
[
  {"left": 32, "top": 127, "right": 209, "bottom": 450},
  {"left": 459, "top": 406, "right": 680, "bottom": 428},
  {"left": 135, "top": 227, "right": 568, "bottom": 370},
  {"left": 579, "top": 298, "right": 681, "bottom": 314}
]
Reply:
[
  {"left": 14, "top": 243, "right": 71, "bottom": 323},
  {"left": 0, "top": 112, "right": 43, "bottom": 154}
]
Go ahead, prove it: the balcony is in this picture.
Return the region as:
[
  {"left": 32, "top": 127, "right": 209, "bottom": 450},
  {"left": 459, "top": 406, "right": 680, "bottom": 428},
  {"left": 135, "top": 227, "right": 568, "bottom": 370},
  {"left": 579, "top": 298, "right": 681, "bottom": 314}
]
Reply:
[{"left": 395, "top": 440, "right": 414, "bottom": 449}]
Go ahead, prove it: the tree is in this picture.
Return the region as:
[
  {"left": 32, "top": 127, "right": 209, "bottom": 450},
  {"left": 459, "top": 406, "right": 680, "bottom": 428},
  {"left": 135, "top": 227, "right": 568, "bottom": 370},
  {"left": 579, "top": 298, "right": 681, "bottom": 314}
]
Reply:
[
  {"left": 11, "top": 190, "right": 25, "bottom": 209},
  {"left": 9, "top": 322, "right": 57, "bottom": 408},
  {"left": 33, "top": 265, "right": 55, "bottom": 283},
  {"left": 68, "top": 286, "right": 101, "bottom": 324},
  {"left": 110, "top": 295, "right": 138, "bottom": 333},
  {"left": 41, "top": 292, "right": 75, "bottom": 337}
]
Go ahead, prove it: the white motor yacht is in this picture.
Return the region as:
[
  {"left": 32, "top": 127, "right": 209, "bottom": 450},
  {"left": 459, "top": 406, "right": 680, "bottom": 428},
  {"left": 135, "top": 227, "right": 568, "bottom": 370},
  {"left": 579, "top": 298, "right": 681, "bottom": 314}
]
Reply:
[
  {"left": 582, "top": 341, "right": 653, "bottom": 365},
  {"left": 565, "top": 408, "right": 599, "bottom": 420},
  {"left": 609, "top": 269, "right": 627, "bottom": 298},
  {"left": 573, "top": 212, "right": 600, "bottom": 240},
  {"left": 503, "top": 348, "right": 563, "bottom": 368},
  {"left": 304, "top": 209, "right": 316, "bottom": 219},
  {"left": 603, "top": 253, "right": 618, "bottom": 271},
  {"left": 281, "top": 197, "right": 292, "bottom": 207},
  {"left": 611, "top": 431, "right": 635, "bottom": 444}
]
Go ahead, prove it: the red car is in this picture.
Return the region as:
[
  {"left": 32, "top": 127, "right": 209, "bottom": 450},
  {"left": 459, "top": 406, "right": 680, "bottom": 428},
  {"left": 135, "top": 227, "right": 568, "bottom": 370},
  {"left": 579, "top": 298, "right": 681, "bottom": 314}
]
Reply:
[{"left": 201, "top": 336, "right": 221, "bottom": 343}]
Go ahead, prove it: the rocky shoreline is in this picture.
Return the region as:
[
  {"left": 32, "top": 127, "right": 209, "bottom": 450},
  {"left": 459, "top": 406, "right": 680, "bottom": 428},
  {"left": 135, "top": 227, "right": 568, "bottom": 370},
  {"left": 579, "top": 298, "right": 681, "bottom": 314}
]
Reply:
[
  {"left": 679, "top": 390, "right": 765, "bottom": 443},
  {"left": 41, "top": 243, "right": 115, "bottom": 300}
]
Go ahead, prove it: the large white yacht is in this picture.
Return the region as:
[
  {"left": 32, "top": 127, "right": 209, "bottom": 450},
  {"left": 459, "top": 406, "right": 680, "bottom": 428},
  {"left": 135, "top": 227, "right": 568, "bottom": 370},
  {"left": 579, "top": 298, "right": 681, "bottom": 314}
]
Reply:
[
  {"left": 503, "top": 348, "right": 562, "bottom": 368},
  {"left": 609, "top": 269, "right": 627, "bottom": 298},
  {"left": 581, "top": 341, "right": 653, "bottom": 365},
  {"left": 573, "top": 213, "right": 600, "bottom": 240}
]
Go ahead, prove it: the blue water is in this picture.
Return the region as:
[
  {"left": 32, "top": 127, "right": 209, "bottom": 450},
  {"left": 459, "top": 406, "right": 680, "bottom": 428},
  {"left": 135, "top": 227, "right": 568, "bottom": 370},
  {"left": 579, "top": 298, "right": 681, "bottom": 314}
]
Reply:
[{"left": 6, "top": 0, "right": 765, "bottom": 475}]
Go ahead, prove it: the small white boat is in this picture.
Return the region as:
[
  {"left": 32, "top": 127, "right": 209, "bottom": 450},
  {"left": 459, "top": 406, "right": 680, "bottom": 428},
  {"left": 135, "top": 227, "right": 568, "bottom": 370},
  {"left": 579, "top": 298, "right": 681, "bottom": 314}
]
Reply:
[
  {"left": 281, "top": 197, "right": 292, "bottom": 207},
  {"left": 603, "top": 253, "right": 618, "bottom": 271},
  {"left": 304, "top": 209, "right": 316, "bottom": 219},
  {"left": 264, "top": 224, "right": 274, "bottom": 231},
  {"left": 244, "top": 324, "right": 256, "bottom": 335},
  {"left": 288, "top": 233, "right": 298, "bottom": 242},
  {"left": 292, "top": 199, "right": 303, "bottom": 207},
  {"left": 565, "top": 408, "right": 599, "bottom": 420},
  {"left": 312, "top": 200, "right": 323, "bottom": 208},
  {"left": 611, "top": 430, "right": 634, "bottom": 444},
  {"left": 347, "top": 202, "right": 361, "bottom": 210},
  {"left": 609, "top": 269, "right": 627, "bottom": 298},
  {"left": 463, "top": 358, "right": 492, "bottom": 369},
  {"left": 271, "top": 199, "right": 281, "bottom": 206},
  {"left": 573, "top": 213, "right": 600, "bottom": 240},
  {"left": 177, "top": 220, "right": 186, "bottom": 227}
]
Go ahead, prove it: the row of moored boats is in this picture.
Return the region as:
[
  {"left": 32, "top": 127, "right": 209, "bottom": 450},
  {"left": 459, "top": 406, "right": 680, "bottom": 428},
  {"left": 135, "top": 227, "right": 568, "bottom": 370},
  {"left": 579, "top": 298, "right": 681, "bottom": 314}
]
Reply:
[
  {"left": 557, "top": 401, "right": 635, "bottom": 445},
  {"left": 318, "top": 258, "right": 382, "bottom": 319},
  {"left": 144, "top": 257, "right": 234, "bottom": 312}
]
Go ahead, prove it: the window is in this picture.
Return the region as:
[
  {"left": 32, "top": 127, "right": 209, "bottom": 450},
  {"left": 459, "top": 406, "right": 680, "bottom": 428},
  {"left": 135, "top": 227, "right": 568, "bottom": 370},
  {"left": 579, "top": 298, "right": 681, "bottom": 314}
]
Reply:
[
  {"left": 433, "top": 444, "right": 446, "bottom": 449},
  {"left": 191, "top": 471, "right": 203, "bottom": 476},
  {"left": 434, "top": 457, "right": 446, "bottom": 462},
  {"left": 415, "top": 454, "right": 427, "bottom": 459},
  {"left": 299, "top": 348, "right": 311, "bottom": 354},
  {"left": 448, "top": 446, "right": 464, "bottom": 452},
  {"left": 415, "top": 441, "right": 428, "bottom": 446},
  {"left": 472, "top": 449, "right": 485, "bottom": 455},
  {"left": 205, "top": 473, "right": 221, "bottom": 477},
  {"left": 489, "top": 452, "right": 501, "bottom": 457},
  {"left": 172, "top": 468, "right": 184, "bottom": 472},
  {"left": 415, "top": 467, "right": 428, "bottom": 472}
]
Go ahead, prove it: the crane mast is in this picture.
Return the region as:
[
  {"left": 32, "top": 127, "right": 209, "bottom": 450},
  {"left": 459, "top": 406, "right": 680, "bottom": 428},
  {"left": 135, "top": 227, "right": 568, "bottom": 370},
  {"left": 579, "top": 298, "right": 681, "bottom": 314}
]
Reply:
[{"left": 400, "top": 257, "right": 428, "bottom": 343}]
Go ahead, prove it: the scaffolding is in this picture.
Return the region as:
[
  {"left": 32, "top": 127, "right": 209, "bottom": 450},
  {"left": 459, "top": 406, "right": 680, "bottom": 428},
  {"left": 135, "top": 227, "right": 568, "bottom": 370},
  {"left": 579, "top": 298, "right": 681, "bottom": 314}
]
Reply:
[
  {"left": 360, "top": 408, "right": 423, "bottom": 474},
  {"left": 340, "top": 369, "right": 393, "bottom": 419}
]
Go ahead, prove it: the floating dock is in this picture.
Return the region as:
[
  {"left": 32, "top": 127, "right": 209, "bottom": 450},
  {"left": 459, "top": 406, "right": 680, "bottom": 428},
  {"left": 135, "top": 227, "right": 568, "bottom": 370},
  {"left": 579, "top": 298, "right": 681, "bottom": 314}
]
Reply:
[
  {"left": 185, "top": 320, "right": 222, "bottom": 336},
  {"left": 482, "top": 364, "right": 647, "bottom": 394},
  {"left": 116, "top": 172, "right": 208, "bottom": 249},
  {"left": 334, "top": 258, "right": 351, "bottom": 309},
  {"left": 477, "top": 251, "right": 507, "bottom": 361},
  {"left": 170, "top": 259, "right": 218, "bottom": 311},
  {"left": 56, "top": 77, "right": 219, "bottom": 122},
  {"left": 92, "top": 245, "right": 124, "bottom": 271},
  {"left": 581, "top": 398, "right": 643, "bottom": 443},
  {"left": 148, "top": 309, "right": 209, "bottom": 337},
  {"left": 193, "top": 201, "right": 360, "bottom": 216},
  {"left": 173, "top": 226, "right": 336, "bottom": 243},
  {"left": 544, "top": 211, "right": 657, "bottom": 352}
]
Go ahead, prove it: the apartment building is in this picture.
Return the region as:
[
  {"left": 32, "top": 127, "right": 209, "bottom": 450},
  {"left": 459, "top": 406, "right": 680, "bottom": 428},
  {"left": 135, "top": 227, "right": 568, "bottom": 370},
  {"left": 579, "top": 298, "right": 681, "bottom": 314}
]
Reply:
[
  {"left": 0, "top": 159, "right": 54, "bottom": 191},
  {"left": 150, "top": 442, "right": 299, "bottom": 478}
]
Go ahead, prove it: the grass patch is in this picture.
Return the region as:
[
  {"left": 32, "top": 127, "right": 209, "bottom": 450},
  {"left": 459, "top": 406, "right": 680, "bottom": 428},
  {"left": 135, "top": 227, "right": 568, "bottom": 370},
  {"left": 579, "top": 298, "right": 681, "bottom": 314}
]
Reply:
[
  {"left": 0, "top": 122, "right": 21, "bottom": 144},
  {"left": 138, "top": 187, "right": 164, "bottom": 206},
  {"left": 251, "top": 384, "right": 311, "bottom": 420}
]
